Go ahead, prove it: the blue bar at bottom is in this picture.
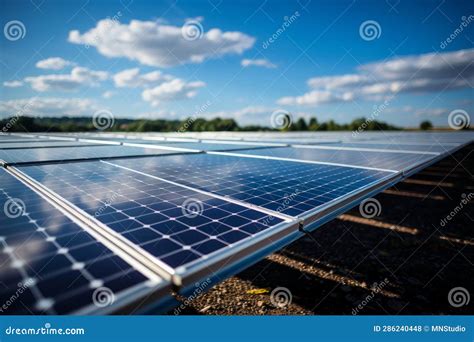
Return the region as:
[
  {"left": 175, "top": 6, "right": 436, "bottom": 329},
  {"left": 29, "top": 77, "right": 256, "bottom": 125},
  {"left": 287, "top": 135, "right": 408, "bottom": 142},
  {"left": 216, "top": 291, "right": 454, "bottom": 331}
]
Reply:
[{"left": 0, "top": 316, "right": 472, "bottom": 341}]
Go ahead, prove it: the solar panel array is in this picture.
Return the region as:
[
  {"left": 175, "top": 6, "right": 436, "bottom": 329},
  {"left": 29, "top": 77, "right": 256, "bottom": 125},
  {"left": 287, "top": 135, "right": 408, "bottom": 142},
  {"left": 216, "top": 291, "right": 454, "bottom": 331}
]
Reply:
[{"left": 0, "top": 131, "right": 472, "bottom": 314}]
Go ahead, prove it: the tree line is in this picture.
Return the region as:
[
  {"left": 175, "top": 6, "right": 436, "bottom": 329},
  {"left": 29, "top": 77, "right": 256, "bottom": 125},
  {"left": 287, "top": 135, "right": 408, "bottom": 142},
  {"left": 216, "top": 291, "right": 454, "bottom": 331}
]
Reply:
[{"left": 0, "top": 115, "right": 406, "bottom": 133}]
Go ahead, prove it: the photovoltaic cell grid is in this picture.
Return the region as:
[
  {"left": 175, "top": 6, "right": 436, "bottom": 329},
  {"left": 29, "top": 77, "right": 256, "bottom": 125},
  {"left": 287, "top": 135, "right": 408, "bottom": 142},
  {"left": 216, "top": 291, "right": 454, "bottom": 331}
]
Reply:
[
  {"left": 230, "top": 147, "right": 436, "bottom": 172},
  {"left": 110, "top": 153, "right": 394, "bottom": 217},
  {"left": 0, "top": 169, "right": 155, "bottom": 314},
  {"left": 19, "top": 161, "right": 287, "bottom": 269},
  {"left": 0, "top": 145, "right": 194, "bottom": 166}
]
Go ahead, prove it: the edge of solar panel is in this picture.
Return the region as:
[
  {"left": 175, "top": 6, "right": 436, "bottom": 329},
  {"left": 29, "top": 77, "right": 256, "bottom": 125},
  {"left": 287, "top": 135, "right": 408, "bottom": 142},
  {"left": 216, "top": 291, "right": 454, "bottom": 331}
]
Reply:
[
  {"left": 75, "top": 279, "right": 174, "bottom": 315},
  {"left": 0, "top": 167, "right": 174, "bottom": 315},
  {"left": 299, "top": 171, "right": 401, "bottom": 226},
  {"left": 401, "top": 140, "right": 472, "bottom": 178},
  {"left": 172, "top": 218, "right": 299, "bottom": 288}
]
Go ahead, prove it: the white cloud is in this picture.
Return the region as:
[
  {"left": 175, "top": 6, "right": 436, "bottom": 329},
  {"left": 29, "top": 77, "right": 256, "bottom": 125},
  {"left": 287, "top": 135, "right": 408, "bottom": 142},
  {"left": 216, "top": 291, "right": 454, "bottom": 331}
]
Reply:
[
  {"left": 3, "top": 80, "right": 23, "bottom": 88},
  {"left": 385, "top": 106, "right": 448, "bottom": 117},
  {"left": 102, "top": 90, "right": 116, "bottom": 99},
  {"left": 0, "top": 97, "right": 99, "bottom": 118},
  {"left": 141, "top": 79, "right": 205, "bottom": 106},
  {"left": 36, "top": 57, "right": 75, "bottom": 70},
  {"left": 68, "top": 19, "right": 255, "bottom": 67},
  {"left": 278, "top": 90, "right": 354, "bottom": 106},
  {"left": 241, "top": 58, "right": 276, "bottom": 69},
  {"left": 24, "top": 67, "right": 108, "bottom": 92},
  {"left": 414, "top": 108, "right": 448, "bottom": 117},
  {"left": 137, "top": 109, "right": 179, "bottom": 119},
  {"left": 113, "top": 68, "right": 173, "bottom": 88},
  {"left": 278, "top": 48, "right": 474, "bottom": 106}
]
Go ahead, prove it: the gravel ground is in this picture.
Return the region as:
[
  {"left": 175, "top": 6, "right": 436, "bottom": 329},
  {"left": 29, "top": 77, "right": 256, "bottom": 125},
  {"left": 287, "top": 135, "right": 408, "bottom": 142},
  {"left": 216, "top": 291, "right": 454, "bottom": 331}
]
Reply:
[{"left": 173, "top": 144, "right": 474, "bottom": 315}]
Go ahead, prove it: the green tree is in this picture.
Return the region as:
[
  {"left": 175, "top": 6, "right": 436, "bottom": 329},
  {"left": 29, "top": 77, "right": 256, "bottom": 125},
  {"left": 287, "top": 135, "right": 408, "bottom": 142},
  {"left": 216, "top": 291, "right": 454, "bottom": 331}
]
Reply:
[
  {"left": 308, "top": 117, "right": 319, "bottom": 131},
  {"left": 293, "top": 117, "right": 308, "bottom": 131},
  {"left": 420, "top": 120, "right": 433, "bottom": 130}
]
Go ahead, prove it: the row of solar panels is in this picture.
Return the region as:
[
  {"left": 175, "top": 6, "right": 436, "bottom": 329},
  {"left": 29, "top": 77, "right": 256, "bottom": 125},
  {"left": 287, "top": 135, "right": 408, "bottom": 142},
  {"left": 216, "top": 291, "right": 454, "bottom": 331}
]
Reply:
[{"left": 0, "top": 132, "right": 472, "bottom": 314}]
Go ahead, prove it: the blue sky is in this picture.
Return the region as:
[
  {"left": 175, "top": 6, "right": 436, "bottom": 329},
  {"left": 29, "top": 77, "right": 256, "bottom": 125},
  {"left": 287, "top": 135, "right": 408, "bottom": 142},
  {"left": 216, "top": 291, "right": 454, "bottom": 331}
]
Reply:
[{"left": 1, "top": 0, "right": 473, "bottom": 127}]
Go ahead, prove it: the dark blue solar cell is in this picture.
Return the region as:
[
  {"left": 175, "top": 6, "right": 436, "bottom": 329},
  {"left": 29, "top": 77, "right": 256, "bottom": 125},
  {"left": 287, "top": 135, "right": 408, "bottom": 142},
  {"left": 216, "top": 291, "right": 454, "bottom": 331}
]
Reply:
[
  {"left": 219, "top": 230, "right": 250, "bottom": 244},
  {"left": 196, "top": 222, "right": 232, "bottom": 235},
  {"left": 151, "top": 221, "right": 189, "bottom": 235},
  {"left": 123, "top": 228, "right": 162, "bottom": 244},
  {"left": 192, "top": 239, "right": 227, "bottom": 254},
  {"left": 173, "top": 230, "right": 209, "bottom": 245},
  {"left": 141, "top": 238, "right": 181, "bottom": 257},
  {"left": 161, "top": 250, "right": 200, "bottom": 268}
]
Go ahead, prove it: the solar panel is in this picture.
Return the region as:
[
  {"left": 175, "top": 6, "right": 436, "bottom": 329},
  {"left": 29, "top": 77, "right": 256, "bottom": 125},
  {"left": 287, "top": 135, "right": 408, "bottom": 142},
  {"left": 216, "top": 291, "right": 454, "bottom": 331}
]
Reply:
[
  {"left": 0, "top": 141, "right": 102, "bottom": 150},
  {"left": 315, "top": 142, "right": 458, "bottom": 153},
  {"left": 106, "top": 153, "right": 395, "bottom": 217},
  {"left": 18, "top": 161, "right": 296, "bottom": 286},
  {"left": 0, "top": 138, "right": 64, "bottom": 144},
  {"left": 0, "top": 145, "right": 197, "bottom": 166},
  {"left": 0, "top": 168, "right": 169, "bottom": 314},
  {"left": 127, "top": 141, "right": 283, "bottom": 152},
  {"left": 356, "top": 132, "right": 473, "bottom": 145},
  {"left": 227, "top": 146, "right": 437, "bottom": 172}
]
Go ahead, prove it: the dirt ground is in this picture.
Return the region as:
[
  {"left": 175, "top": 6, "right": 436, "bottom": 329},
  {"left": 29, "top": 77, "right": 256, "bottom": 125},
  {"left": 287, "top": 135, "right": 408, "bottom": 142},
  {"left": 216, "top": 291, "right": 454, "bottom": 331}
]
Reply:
[{"left": 173, "top": 144, "right": 474, "bottom": 315}]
